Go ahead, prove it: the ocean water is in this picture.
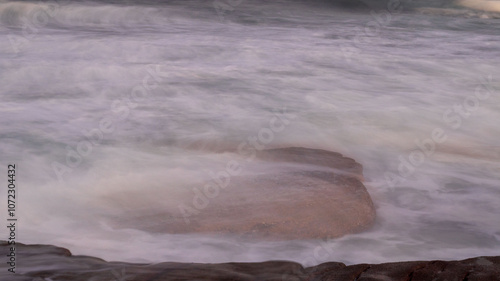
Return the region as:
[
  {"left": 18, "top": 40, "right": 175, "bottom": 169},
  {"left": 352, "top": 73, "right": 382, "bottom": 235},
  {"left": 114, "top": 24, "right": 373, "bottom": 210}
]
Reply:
[{"left": 1, "top": 0, "right": 499, "bottom": 266}]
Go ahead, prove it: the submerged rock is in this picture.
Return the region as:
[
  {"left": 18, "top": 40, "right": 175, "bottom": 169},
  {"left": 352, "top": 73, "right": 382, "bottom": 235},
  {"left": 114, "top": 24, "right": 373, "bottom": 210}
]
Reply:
[
  {"left": 109, "top": 147, "right": 376, "bottom": 240},
  {"left": 1, "top": 242, "right": 499, "bottom": 281}
]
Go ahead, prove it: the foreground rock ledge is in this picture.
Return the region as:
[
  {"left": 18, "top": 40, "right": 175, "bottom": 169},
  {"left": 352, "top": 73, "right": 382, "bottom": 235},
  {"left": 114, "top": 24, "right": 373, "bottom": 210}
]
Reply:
[
  {"left": 108, "top": 147, "right": 376, "bottom": 240},
  {"left": 1, "top": 242, "right": 499, "bottom": 281}
]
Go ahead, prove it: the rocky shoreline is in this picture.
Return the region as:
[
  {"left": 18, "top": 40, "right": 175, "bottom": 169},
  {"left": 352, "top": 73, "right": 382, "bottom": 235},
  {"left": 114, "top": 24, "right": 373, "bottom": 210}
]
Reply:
[{"left": 1, "top": 241, "right": 499, "bottom": 281}]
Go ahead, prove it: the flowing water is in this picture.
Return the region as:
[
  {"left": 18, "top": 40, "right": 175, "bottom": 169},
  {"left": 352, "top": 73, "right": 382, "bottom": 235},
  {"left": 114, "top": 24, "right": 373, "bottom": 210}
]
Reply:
[{"left": 1, "top": 0, "right": 500, "bottom": 266}]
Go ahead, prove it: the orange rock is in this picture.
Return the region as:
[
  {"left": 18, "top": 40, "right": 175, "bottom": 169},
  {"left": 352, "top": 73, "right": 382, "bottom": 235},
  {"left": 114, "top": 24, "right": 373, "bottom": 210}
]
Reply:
[{"left": 109, "top": 147, "right": 375, "bottom": 240}]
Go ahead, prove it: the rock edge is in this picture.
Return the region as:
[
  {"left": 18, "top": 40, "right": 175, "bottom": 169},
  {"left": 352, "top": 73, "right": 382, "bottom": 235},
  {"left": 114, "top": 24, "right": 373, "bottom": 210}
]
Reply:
[{"left": 1, "top": 241, "right": 499, "bottom": 281}]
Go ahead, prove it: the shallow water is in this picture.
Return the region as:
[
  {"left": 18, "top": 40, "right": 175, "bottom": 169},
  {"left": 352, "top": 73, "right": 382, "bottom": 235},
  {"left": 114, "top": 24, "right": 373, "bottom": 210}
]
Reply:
[{"left": 1, "top": 0, "right": 499, "bottom": 266}]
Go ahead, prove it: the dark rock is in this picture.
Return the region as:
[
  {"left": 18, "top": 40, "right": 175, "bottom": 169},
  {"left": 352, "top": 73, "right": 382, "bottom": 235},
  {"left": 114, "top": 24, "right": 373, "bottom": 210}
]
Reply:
[{"left": 1, "top": 242, "right": 500, "bottom": 281}]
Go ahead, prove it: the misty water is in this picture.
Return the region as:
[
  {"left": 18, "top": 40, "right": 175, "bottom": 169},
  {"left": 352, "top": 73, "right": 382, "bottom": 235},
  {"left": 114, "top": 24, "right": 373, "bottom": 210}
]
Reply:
[{"left": 1, "top": 0, "right": 499, "bottom": 266}]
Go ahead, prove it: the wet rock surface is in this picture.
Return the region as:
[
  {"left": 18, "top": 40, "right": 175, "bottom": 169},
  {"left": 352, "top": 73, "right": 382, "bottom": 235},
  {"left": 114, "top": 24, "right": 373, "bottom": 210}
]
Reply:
[
  {"left": 1, "top": 242, "right": 499, "bottom": 281},
  {"left": 109, "top": 147, "right": 376, "bottom": 240}
]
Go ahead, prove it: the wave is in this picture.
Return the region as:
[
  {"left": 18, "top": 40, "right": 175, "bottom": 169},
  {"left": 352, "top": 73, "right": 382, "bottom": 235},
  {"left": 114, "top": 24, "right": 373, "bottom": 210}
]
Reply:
[
  {"left": 0, "top": 0, "right": 499, "bottom": 30},
  {"left": 0, "top": 1, "right": 168, "bottom": 30}
]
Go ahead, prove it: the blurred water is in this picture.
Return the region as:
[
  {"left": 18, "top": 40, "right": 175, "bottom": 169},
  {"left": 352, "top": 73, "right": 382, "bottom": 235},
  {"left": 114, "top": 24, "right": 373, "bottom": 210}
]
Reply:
[{"left": 0, "top": 0, "right": 499, "bottom": 266}]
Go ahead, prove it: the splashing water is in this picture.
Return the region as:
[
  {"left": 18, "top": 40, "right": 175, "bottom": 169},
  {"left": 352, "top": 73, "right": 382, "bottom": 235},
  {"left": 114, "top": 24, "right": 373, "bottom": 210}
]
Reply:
[{"left": 0, "top": 0, "right": 499, "bottom": 266}]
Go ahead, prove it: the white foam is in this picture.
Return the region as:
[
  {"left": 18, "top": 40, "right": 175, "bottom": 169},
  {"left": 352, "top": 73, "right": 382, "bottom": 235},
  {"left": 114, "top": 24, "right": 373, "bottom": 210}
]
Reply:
[{"left": 1, "top": 0, "right": 499, "bottom": 266}]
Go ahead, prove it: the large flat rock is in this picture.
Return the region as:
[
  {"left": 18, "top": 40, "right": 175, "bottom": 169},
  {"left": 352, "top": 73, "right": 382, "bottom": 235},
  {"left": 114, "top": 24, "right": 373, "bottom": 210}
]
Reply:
[
  {"left": 107, "top": 147, "right": 375, "bottom": 240},
  {"left": 2, "top": 242, "right": 499, "bottom": 281}
]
